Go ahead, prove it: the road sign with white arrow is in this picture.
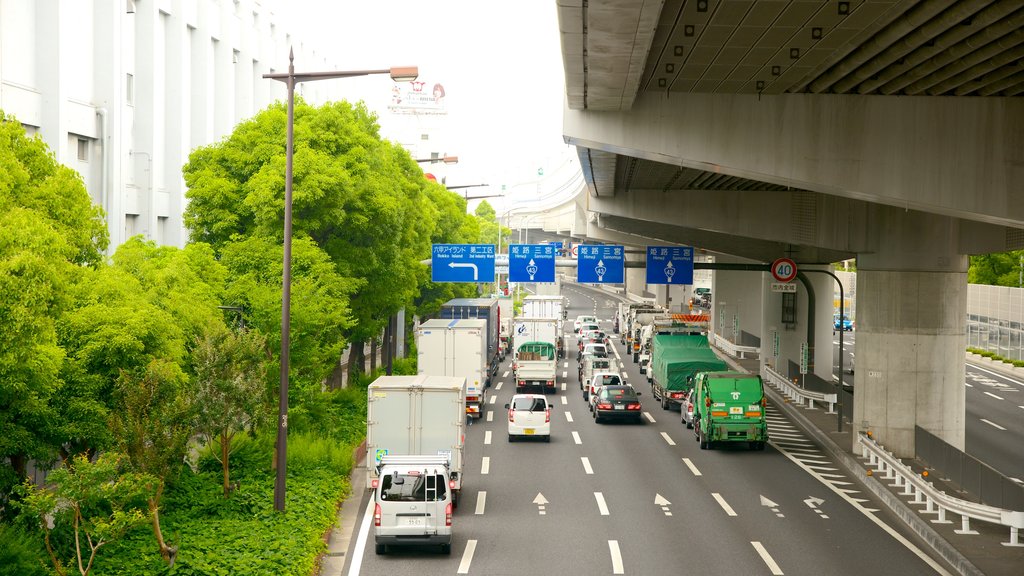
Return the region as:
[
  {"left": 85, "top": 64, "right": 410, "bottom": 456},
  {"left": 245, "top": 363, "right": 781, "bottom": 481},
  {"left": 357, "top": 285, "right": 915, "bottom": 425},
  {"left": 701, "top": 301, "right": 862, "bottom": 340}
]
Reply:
[
  {"left": 508, "top": 244, "right": 556, "bottom": 283},
  {"left": 645, "top": 245, "right": 694, "bottom": 285},
  {"left": 431, "top": 244, "right": 496, "bottom": 283},
  {"left": 534, "top": 493, "right": 549, "bottom": 515},
  {"left": 577, "top": 244, "right": 624, "bottom": 284}
]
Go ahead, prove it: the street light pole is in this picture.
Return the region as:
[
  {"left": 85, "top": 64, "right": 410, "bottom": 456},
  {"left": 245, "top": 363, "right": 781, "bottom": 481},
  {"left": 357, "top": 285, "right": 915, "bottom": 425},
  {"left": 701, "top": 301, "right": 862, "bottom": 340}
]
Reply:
[{"left": 264, "top": 49, "right": 417, "bottom": 512}]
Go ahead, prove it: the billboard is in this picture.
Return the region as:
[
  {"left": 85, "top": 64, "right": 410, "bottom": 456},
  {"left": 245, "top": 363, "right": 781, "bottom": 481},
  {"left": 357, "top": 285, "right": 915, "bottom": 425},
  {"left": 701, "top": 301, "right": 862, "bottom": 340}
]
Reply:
[{"left": 389, "top": 80, "right": 448, "bottom": 115}]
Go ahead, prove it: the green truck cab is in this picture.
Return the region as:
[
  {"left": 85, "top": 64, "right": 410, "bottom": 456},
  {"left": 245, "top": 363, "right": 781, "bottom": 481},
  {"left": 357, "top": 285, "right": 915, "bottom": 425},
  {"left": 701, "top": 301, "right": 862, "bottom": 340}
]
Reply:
[
  {"left": 649, "top": 334, "right": 728, "bottom": 411},
  {"left": 692, "top": 372, "right": 767, "bottom": 451}
]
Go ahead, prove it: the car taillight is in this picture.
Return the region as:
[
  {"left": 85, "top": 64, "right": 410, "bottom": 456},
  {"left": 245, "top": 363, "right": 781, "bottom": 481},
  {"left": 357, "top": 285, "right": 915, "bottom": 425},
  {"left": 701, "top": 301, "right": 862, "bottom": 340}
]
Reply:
[
  {"left": 371, "top": 478, "right": 379, "bottom": 489},
  {"left": 670, "top": 392, "right": 683, "bottom": 399},
  {"left": 508, "top": 408, "right": 514, "bottom": 422},
  {"left": 546, "top": 380, "right": 554, "bottom": 387},
  {"left": 627, "top": 403, "right": 641, "bottom": 410},
  {"left": 445, "top": 502, "right": 453, "bottom": 527},
  {"left": 374, "top": 503, "right": 381, "bottom": 527},
  {"left": 761, "top": 397, "right": 767, "bottom": 407},
  {"left": 449, "top": 479, "right": 456, "bottom": 490},
  {"left": 545, "top": 408, "right": 550, "bottom": 423},
  {"left": 518, "top": 380, "right": 526, "bottom": 387},
  {"left": 597, "top": 402, "right": 612, "bottom": 410},
  {"left": 467, "top": 396, "right": 479, "bottom": 405}
]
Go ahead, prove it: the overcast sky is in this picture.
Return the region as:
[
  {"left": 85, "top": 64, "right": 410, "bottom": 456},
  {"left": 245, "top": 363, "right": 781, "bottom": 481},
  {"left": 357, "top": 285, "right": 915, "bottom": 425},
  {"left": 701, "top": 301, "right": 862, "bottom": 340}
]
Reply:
[{"left": 280, "top": 0, "right": 575, "bottom": 215}]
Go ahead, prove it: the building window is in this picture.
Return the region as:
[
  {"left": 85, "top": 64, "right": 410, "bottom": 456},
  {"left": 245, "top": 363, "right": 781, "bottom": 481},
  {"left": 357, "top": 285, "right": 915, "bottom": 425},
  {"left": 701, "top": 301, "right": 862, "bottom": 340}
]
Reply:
[
  {"left": 126, "top": 73, "right": 135, "bottom": 105},
  {"left": 125, "top": 214, "right": 138, "bottom": 238},
  {"left": 77, "top": 138, "right": 89, "bottom": 162},
  {"left": 421, "top": 134, "right": 429, "bottom": 140}
]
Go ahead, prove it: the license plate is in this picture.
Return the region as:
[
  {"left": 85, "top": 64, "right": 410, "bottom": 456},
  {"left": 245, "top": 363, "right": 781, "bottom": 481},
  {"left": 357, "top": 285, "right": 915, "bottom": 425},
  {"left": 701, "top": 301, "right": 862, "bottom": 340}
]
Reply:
[
  {"left": 402, "top": 517, "right": 424, "bottom": 527},
  {"left": 730, "top": 406, "right": 742, "bottom": 415},
  {"left": 614, "top": 405, "right": 624, "bottom": 410},
  {"left": 524, "top": 428, "right": 535, "bottom": 435}
]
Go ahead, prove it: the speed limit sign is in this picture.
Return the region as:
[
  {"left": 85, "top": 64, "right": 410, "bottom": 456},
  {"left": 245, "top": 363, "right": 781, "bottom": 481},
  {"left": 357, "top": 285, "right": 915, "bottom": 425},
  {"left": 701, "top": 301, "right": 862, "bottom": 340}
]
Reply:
[{"left": 771, "top": 258, "right": 797, "bottom": 283}]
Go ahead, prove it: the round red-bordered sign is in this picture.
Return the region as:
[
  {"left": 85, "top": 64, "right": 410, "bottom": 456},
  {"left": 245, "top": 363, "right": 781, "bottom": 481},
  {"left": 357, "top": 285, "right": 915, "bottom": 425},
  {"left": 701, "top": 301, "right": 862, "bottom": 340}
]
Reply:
[{"left": 771, "top": 258, "right": 798, "bottom": 283}]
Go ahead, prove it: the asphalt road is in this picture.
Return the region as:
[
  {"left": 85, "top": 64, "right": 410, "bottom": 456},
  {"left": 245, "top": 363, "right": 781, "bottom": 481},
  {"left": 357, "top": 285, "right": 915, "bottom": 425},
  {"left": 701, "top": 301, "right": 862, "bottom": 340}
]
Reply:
[
  {"left": 832, "top": 333, "right": 1024, "bottom": 482},
  {"left": 347, "top": 285, "right": 955, "bottom": 575}
]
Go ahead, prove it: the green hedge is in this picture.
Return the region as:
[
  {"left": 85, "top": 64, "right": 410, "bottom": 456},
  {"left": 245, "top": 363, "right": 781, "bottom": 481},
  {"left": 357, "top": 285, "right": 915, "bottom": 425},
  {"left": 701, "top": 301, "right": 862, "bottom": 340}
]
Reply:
[{"left": 967, "top": 347, "right": 1024, "bottom": 367}]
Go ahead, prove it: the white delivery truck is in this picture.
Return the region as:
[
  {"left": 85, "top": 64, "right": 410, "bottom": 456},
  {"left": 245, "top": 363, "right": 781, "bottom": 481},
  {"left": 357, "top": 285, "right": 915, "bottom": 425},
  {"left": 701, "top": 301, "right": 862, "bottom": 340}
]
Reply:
[
  {"left": 522, "top": 295, "right": 568, "bottom": 321},
  {"left": 366, "top": 375, "right": 466, "bottom": 506},
  {"left": 418, "top": 318, "right": 488, "bottom": 418},
  {"left": 373, "top": 454, "right": 454, "bottom": 555},
  {"left": 512, "top": 317, "right": 559, "bottom": 394},
  {"left": 496, "top": 296, "right": 514, "bottom": 360}
]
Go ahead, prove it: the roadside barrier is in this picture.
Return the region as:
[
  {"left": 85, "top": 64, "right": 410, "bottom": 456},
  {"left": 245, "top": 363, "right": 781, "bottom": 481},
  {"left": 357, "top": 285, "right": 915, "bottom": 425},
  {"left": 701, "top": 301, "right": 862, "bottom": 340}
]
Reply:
[
  {"left": 712, "top": 333, "right": 760, "bottom": 359},
  {"left": 762, "top": 366, "right": 837, "bottom": 413}
]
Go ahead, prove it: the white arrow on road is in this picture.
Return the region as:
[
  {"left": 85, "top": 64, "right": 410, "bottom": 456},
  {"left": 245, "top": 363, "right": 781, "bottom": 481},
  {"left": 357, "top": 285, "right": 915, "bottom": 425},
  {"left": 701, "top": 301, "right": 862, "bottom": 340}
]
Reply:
[
  {"left": 760, "top": 495, "right": 784, "bottom": 518},
  {"left": 804, "top": 496, "right": 828, "bottom": 519},
  {"left": 655, "top": 494, "right": 672, "bottom": 516},
  {"left": 534, "top": 493, "right": 549, "bottom": 515},
  {"left": 449, "top": 261, "right": 479, "bottom": 280}
]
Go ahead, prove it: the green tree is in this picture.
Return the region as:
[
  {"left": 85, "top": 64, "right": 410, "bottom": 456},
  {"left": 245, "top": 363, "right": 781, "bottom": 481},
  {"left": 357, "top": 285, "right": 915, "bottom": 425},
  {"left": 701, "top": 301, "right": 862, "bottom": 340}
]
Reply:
[
  {"left": 110, "top": 359, "right": 193, "bottom": 565},
  {"left": 474, "top": 200, "right": 510, "bottom": 248},
  {"left": 192, "top": 325, "right": 270, "bottom": 497},
  {"left": 19, "top": 453, "right": 155, "bottom": 576},
  {"left": 969, "top": 250, "right": 1024, "bottom": 286},
  {"left": 0, "top": 112, "right": 107, "bottom": 489}
]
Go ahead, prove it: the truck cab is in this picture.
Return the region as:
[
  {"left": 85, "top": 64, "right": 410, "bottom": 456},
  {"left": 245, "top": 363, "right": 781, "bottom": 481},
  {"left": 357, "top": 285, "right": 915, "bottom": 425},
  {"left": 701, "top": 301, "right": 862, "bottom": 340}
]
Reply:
[
  {"left": 692, "top": 372, "right": 767, "bottom": 451},
  {"left": 373, "top": 455, "right": 453, "bottom": 555}
]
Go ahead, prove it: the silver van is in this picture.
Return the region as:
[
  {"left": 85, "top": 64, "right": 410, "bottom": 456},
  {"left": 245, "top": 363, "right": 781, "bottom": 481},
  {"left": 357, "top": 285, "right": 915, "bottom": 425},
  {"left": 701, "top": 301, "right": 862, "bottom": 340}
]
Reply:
[{"left": 374, "top": 455, "right": 453, "bottom": 555}]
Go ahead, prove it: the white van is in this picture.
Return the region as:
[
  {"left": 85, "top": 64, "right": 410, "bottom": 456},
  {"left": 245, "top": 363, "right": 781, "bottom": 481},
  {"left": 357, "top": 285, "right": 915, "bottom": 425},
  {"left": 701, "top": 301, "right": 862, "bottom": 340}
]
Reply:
[{"left": 374, "top": 455, "right": 453, "bottom": 555}]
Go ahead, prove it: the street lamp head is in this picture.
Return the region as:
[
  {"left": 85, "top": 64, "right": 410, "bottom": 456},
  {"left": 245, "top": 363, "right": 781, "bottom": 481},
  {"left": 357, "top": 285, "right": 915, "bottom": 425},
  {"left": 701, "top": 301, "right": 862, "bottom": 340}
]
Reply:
[
  {"left": 442, "top": 155, "right": 459, "bottom": 165},
  {"left": 390, "top": 66, "right": 419, "bottom": 82}
]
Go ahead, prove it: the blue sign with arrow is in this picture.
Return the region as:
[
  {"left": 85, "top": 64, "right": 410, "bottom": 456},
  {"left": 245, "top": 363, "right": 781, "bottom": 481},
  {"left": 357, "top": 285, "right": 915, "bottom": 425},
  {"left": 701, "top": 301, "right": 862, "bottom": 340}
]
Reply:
[
  {"left": 646, "top": 245, "right": 694, "bottom": 285},
  {"left": 508, "top": 244, "right": 556, "bottom": 283},
  {"left": 577, "top": 245, "right": 625, "bottom": 284},
  {"left": 432, "top": 244, "right": 496, "bottom": 283}
]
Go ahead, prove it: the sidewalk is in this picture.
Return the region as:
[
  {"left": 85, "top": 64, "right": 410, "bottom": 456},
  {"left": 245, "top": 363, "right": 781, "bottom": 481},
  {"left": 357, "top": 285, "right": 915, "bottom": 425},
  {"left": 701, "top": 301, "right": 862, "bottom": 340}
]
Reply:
[
  {"left": 318, "top": 443, "right": 368, "bottom": 576},
  {"left": 721, "top": 352, "right": 1023, "bottom": 576}
]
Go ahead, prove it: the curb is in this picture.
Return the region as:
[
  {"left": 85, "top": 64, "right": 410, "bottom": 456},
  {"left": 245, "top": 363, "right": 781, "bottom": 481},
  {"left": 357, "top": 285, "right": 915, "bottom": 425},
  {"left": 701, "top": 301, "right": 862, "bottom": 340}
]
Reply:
[{"left": 316, "top": 439, "right": 368, "bottom": 576}]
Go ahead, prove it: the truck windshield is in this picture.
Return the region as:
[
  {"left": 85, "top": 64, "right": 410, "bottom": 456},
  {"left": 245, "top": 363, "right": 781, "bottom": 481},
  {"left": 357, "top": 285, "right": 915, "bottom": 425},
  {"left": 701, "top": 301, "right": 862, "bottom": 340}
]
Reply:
[{"left": 380, "top": 473, "right": 447, "bottom": 502}]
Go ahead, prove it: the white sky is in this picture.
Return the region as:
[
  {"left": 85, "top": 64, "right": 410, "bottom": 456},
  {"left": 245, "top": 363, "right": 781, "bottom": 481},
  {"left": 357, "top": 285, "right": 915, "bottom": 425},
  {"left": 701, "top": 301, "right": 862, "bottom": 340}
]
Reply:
[{"left": 280, "top": 0, "right": 576, "bottom": 215}]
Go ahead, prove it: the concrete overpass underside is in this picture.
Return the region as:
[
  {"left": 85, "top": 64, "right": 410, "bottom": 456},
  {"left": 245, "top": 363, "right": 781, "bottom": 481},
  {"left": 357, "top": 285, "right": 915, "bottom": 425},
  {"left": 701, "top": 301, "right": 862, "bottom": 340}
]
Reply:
[{"left": 557, "top": 0, "right": 1024, "bottom": 456}]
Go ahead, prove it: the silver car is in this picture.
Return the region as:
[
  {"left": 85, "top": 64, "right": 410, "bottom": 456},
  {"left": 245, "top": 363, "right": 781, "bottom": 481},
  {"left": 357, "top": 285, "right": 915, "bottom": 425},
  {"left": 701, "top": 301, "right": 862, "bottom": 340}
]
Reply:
[{"left": 680, "top": 390, "right": 695, "bottom": 429}]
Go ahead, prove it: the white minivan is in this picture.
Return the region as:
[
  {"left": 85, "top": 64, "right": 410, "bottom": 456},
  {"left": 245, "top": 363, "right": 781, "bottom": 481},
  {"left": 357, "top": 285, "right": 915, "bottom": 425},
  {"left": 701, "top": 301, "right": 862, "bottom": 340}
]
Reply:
[
  {"left": 374, "top": 455, "right": 453, "bottom": 555},
  {"left": 505, "top": 394, "right": 551, "bottom": 442}
]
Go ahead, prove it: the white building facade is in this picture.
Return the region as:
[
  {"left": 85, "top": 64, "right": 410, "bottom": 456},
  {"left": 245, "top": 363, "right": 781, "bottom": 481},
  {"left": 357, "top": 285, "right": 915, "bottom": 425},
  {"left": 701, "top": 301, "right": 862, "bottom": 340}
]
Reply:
[{"left": 0, "top": 0, "right": 337, "bottom": 249}]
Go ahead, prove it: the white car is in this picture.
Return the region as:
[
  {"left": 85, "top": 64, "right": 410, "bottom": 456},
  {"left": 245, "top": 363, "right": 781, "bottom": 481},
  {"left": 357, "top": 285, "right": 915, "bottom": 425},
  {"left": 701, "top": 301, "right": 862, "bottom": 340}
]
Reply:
[
  {"left": 505, "top": 394, "right": 551, "bottom": 442},
  {"left": 574, "top": 315, "right": 598, "bottom": 333},
  {"left": 587, "top": 371, "right": 624, "bottom": 407}
]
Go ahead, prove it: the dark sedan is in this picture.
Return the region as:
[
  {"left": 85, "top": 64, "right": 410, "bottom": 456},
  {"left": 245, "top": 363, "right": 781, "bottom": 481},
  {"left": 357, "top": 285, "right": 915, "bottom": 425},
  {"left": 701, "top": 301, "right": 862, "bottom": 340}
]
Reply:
[{"left": 592, "top": 385, "right": 643, "bottom": 424}]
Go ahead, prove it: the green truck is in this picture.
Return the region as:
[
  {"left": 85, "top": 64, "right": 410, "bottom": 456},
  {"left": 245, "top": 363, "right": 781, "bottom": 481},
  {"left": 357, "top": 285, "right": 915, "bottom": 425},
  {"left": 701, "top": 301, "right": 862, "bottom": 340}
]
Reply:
[
  {"left": 649, "top": 334, "right": 728, "bottom": 411},
  {"left": 692, "top": 371, "right": 768, "bottom": 450}
]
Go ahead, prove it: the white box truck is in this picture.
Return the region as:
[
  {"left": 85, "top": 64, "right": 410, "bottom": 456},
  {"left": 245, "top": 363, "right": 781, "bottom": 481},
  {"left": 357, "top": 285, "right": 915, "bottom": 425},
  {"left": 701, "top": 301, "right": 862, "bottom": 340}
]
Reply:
[
  {"left": 366, "top": 375, "right": 466, "bottom": 506},
  {"left": 512, "top": 317, "right": 559, "bottom": 394},
  {"left": 522, "top": 295, "right": 567, "bottom": 321},
  {"left": 417, "top": 318, "right": 488, "bottom": 418}
]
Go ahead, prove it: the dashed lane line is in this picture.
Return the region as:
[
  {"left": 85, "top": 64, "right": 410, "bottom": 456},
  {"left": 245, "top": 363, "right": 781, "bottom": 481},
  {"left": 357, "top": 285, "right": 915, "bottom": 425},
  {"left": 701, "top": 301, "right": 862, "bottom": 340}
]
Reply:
[
  {"left": 489, "top": 395, "right": 497, "bottom": 404},
  {"left": 563, "top": 361, "right": 568, "bottom": 369},
  {"left": 751, "top": 542, "right": 784, "bottom": 575},
  {"left": 712, "top": 492, "right": 738, "bottom": 516},
  {"left": 661, "top": 432, "right": 676, "bottom": 446},
  {"left": 980, "top": 418, "right": 1007, "bottom": 430},
  {"left": 503, "top": 371, "right": 509, "bottom": 378},
  {"left": 572, "top": 431, "right": 582, "bottom": 445},
  {"left": 481, "top": 457, "right": 490, "bottom": 475},
  {"left": 609, "top": 540, "right": 624, "bottom": 574},
  {"left": 475, "top": 491, "right": 486, "bottom": 515},
  {"left": 581, "top": 457, "right": 594, "bottom": 474},
  {"left": 561, "top": 396, "right": 568, "bottom": 405},
  {"left": 566, "top": 412, "right": 575, "bottom": 423},
  {"left": 457, "top": 540, "right": 477, "bottom": 574},
  {"left": 595, "top": 492, "right": 610, "bottom": 516},
  {"left": 643, "top": 412, "right": 656, "bottom": 423},
  {"left": 682, "top": 458, "right": 702, "bottom": 476},
  {"left": 495, "top": 382, "right": 503, "bottom": 390},
  {"left": 486, "top": 411, "right": 493, "bottom": 422},
  {"left": 484, "top": 431, "right": 492, "bottom": 445},
  {"left": 984, "top": 391, "right": 1005, "bottom": 401},
  {"left": 563, "top": 371, "right": 568, "bottom": 379}
]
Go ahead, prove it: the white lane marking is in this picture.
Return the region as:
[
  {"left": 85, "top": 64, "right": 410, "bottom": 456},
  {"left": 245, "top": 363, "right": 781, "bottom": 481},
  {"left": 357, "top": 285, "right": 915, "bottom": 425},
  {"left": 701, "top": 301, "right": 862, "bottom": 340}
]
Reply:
[
  {"left": 643, "top": 412, "right": 656, "bottom": 423},
  {"left": 661, "top": 432, "right": 676, "bottom": 446},
  {"left": 561, "top": 396, "right": 568, "bottom": 405},
  {"left": 621, "top": 372, "right": 629, "bottom": 379},
  {"left": 1011, "top": 477, "right": 1023, "bottom": 484},
  {"left": 503, "top": 371, "right": 509, "bottom": 378},
  {"left": 984, "top": 391, "right": 1005, "bottom": 400},
  {"left": 751, "top": 541, "right": 784, "bottom": 575},
  {"left": 484, "top": 431, "right": 492, "bottom": 445},
  {"left": 966, "top": 361, "right": 1024, "bottom": 388},
  {"left": 572, "top": 431, "right": 582, "bottom": 445},
  {"left": 1019, "top": 405, "right": 1024, "bottom": 410},
  {"left": 563, "top": 361, "right": 568, "bottom": 368},
  {"left": 712, "top": 492, "right": 738, "bottom": 516},
  {"left": 489, "top": 395, "right": 497, "bottom": 404},
  {"left": 481, "top": 457, "right": 490, "bottom": 475},
  {"left": 495, "top": 381, "right": 503, "bottom": 390},
  {"left": 486, "top": 411, "right": 493, "bottom": 422},
  {"left": 562, "top": 382, "right": 567, "bottom": 391},
  {"left": 980, "top": 418, "right": 1007, "bottom": 431},
  {"left": 594, "top": 492, "right": 610, "bottom": 515},
  {"left": 682, "top": 458, "right": 702, "bottom": 476},
  {"left": 563, "top": 370, "right": 568, "bottom": 378},
  {"left": 770, "top": 440, "right": 955, "bottom": 576},
  {"left": 345, "top": 497, "right": 375, "bottom": 576},
  {"left": 475, "top": 491, "right": 487, "bottom": 515},
  {"left": 581, "top": 457, "right": 594, "bottom": 474},
  {"left": 566, "top": 412, "right": 574, "bottom": 422},
  {"left": 608, "top": 540, "right": 624, "bottom": 574},
  {"left": 457, "top": 539, "right": 477, "bottom": 574},
  {"left": 965, "top": 383, "right": 974, "bottom": 388}
]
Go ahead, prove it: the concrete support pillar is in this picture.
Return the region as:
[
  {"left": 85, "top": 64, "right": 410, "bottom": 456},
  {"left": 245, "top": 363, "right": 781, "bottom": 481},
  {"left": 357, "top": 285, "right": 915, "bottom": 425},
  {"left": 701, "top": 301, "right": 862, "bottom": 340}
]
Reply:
[
  {"left": 852, "top": 213, "right": 967, "bottom": 456},
  {"left": 624, "top": 251, "right": 646, "bottom": 300}
]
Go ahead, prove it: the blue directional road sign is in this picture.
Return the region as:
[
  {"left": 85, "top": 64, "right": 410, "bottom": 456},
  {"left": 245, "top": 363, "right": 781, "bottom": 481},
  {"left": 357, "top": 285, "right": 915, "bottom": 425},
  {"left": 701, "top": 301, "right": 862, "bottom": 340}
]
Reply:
[
  {"left": 577, "top": 244, "right": 625, "bottom": 284},
  {"left": 508, "top": 244, "right": 556, "bottom": 283},
  {"left": 432, "top": 244, "right": 496, "bottom": 283},
  {"left": 646, "top": 245, "right": 694, "bottom": 285}
]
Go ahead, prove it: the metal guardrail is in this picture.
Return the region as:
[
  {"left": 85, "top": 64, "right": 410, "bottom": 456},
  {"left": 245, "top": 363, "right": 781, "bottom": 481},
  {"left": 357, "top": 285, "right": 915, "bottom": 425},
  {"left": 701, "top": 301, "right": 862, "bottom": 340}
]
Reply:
[
  {"left": 858, "top": 432, "right": 1024, "bottom": 547},
  {"left": 713, "top": 333, "right": 760, "bottom": 359},
  {"left": 762, "top": 366, "right": 837, "bottom": 413}
]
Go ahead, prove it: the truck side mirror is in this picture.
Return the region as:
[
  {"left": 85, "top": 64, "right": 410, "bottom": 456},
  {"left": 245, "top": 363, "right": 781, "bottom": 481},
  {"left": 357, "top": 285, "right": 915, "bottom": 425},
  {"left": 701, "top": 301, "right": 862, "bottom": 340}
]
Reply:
[{"left": 504, "top": 403, "right": 510, "bottom": 409}]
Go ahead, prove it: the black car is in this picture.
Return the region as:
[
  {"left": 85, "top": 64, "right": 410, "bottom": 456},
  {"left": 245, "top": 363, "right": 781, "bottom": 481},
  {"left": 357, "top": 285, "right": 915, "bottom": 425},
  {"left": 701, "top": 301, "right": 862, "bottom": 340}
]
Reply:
[{"left": 592, "top": 385, "right": 643, "bottom": 423}]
